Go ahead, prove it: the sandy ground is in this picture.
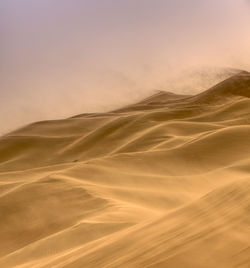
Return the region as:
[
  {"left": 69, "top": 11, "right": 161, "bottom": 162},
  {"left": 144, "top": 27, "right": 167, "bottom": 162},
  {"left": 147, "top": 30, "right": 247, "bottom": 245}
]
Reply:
[{"left": 0, "top": 71, "right": 250, "bottom": 267}]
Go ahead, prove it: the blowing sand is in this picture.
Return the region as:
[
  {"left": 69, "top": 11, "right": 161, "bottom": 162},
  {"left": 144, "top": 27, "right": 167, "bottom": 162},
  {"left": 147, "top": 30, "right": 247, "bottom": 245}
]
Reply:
[{"left": 0, "top": 71, "right": 250, "bottom": 267}]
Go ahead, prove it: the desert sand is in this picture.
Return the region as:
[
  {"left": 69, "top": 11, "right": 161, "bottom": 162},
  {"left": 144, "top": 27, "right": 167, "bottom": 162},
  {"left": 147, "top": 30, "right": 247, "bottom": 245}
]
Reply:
[{"left": 0, "top": 71, "right": 250, "bottom": 267}]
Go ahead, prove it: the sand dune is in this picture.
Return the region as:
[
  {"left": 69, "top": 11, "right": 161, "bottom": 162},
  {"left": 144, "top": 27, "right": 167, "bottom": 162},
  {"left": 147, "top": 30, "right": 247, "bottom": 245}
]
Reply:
[{"left": 0, "top": 71, "right": 250, "bottom": 267}]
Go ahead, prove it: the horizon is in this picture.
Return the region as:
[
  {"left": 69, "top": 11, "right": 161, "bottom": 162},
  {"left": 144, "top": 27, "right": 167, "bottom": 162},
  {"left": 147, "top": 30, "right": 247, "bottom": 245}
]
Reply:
[{"left": 1, "top": 0, "right": 250, "bottom": 134}]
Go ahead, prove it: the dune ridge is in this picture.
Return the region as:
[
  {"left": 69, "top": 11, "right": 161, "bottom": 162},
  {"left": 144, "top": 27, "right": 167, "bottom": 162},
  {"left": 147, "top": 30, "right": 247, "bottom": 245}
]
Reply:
[{"left": 0, "top": 71, "right": 250, "bottom": 267}]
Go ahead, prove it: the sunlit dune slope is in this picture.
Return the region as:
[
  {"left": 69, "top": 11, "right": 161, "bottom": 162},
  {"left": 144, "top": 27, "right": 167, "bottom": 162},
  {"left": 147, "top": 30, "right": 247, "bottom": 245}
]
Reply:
[{"left": 0, "top": 71, "right": 250, "bottom": 268}]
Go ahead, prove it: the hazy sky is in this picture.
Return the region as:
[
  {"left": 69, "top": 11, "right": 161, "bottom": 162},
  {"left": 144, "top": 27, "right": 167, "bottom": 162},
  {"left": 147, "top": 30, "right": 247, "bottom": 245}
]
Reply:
[{"left": 1, "top": 0, "right": 250, "bottom": 134}]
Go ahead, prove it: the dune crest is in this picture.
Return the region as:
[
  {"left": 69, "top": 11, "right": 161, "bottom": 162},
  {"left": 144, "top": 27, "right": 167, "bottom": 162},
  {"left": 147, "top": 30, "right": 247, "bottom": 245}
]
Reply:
[{"left": 0, "top": 71, "right": 250, "bottom": 267}]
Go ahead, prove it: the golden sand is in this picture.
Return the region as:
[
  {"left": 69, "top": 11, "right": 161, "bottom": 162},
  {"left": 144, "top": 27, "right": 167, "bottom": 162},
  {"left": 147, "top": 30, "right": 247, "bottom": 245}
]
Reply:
[{"left": 0, "top": 71, "right": 250, "bottom": 267}]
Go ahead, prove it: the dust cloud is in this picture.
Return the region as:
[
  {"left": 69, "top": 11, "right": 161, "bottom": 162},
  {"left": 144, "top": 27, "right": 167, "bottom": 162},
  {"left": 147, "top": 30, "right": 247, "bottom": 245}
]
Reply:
[{"left": 0, "top": 0, "right": 250, "bottom": 134}]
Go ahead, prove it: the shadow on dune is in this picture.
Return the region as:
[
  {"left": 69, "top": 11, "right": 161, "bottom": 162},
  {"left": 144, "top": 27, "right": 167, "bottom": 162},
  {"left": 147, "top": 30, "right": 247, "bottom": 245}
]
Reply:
[{"left": 0, "top": 71, "right": 250, "bottom": 267}]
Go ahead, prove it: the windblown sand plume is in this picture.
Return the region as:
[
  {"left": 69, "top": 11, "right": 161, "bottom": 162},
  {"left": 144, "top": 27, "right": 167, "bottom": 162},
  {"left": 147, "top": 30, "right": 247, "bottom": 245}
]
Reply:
[{"left": 0, "top": 71, "right": 250, "bottom": 267}]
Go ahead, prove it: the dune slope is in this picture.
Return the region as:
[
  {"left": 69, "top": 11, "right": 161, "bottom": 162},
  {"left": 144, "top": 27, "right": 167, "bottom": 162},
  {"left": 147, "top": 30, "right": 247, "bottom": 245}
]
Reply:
[{"left": 0, "top": 71, "right": 250, "bottom": 267}]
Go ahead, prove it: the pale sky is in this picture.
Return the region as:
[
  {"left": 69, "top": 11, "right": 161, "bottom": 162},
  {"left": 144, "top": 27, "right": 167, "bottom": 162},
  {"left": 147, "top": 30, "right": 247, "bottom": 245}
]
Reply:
[{"left": 1, "top": 0, "right": 250, "bottom": 134}]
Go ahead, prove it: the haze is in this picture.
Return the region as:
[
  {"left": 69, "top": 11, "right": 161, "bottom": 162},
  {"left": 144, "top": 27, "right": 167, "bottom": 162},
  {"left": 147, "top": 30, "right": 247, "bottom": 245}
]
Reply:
[{"left": 1, "top": 0, "right": 250, "bottom": 134}]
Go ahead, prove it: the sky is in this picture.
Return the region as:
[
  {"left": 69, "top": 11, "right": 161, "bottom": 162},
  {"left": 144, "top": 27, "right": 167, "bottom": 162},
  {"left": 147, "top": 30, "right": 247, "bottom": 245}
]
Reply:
[{"left": 1, "top": 0, "right": 250, "bottom": 134}]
